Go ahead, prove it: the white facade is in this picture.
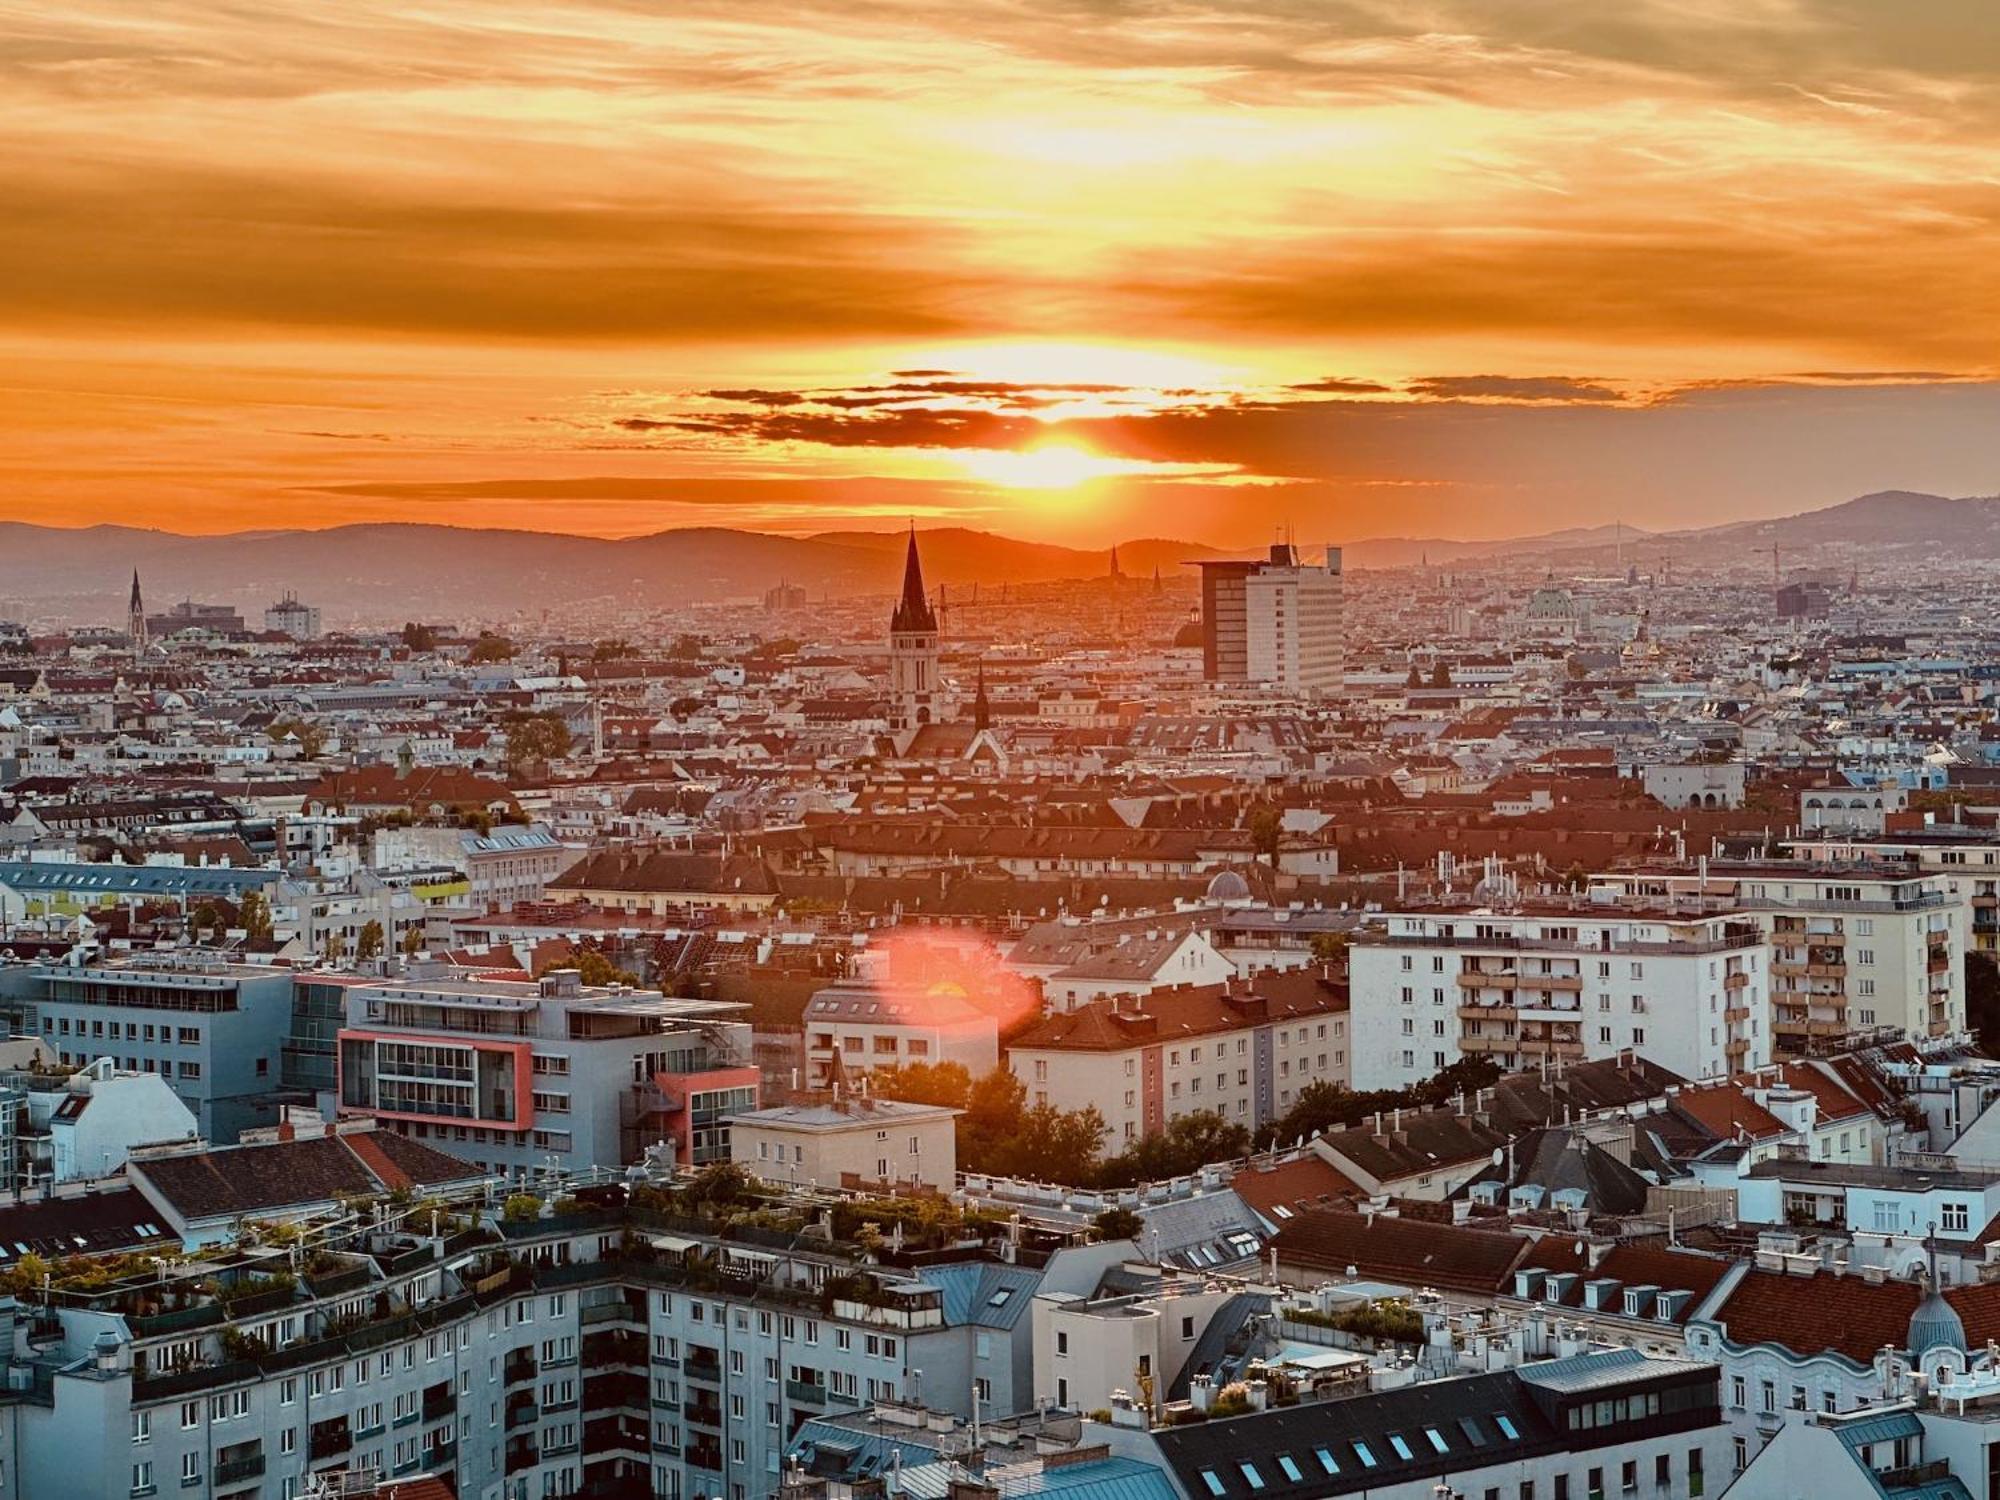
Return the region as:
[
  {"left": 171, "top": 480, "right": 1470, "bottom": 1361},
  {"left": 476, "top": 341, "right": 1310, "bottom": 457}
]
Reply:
[
  {"left": 1348, "top": 906, "right": 1771, "bottom": 1092},
  {"left": 1592, "top": 865, "right": 1966, "bottom": 1051},
  {"left": 1242, "top": 546, "right": 1343, "bottom": 696},
  {"left": 45, "top": 1060, "right": 199, "bottom": 1181}
]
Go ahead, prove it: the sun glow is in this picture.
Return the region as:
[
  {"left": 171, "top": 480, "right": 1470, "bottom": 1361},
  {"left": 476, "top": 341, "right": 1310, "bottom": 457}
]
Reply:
[{"left": 950, "top": 444, "right": 1146, "bottom": 490}]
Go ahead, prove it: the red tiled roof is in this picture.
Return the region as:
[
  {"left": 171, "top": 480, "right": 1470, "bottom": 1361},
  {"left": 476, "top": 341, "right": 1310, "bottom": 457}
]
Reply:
[
  {"left": 1774, "top": 1063, "right": 1872, "bottom": 1124},
  {"left": 1273, "top": 1209, "right": 1532, "bottom": 1295},
  {"left": 1671, "top": 1084, "right": 1789, "bottom": 1142},
  {"left": 1232, "top": 1156, "right": 1364, "bottom": 1222},
  {"left": 1516, "top": 1236, "right": 1735, "bottom": 1322},
  {"left": 1009, "top": 971, "right": 1345, "bottom": 1053}
]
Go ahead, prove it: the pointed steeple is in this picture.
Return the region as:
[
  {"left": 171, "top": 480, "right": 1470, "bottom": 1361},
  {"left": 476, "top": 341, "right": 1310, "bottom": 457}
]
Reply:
[
  {"left": 891, "top": 524, "right": 937, "bottom": 634},
  {"left": 972, "top": 662, "right": 990, "bottom": 732},
  {"left": 1108, "top": 544, "right": 1123, "bottom": 580},
  {"left": 129, "top": 570, "right": 143, "bottom": 611}
]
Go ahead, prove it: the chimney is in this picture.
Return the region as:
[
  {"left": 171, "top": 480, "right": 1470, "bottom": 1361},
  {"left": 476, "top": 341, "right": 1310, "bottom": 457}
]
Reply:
[{"left": 276, "top": 1118, "right": 295, "bottom": 1143}]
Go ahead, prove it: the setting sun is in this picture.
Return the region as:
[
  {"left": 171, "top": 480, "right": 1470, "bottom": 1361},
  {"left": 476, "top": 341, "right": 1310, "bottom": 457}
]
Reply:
[{"left": 951, "top": 444, "right": 1141, "bottom": 490}]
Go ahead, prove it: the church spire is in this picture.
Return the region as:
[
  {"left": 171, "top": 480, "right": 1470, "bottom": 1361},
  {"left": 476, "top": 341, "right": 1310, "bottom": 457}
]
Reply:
[
  {"left": 890, "top": 524, "right": 937, "bottom": 635},
  {"left": 973, "top": 662, "right": 990, "bottom": 732},
  {"left": 128, "top": 570, "right": 147, "bottom": 654}
]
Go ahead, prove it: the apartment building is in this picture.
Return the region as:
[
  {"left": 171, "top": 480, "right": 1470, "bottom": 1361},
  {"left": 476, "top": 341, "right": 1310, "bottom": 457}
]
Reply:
[
  {"left": 0, "top": 952, "right": 295, "bottom": 1143},
  {"left": 5, "top": 1185, "right": 1112, "bottom": 1500},
  {"left": 799, "top": 972, "right": 999, "bottom": 1092},
  {"left": 1006, "top": 971, "right": 1349, "bottom": 1150},
  {"left": 1348, "top": 902, "right": 1770, "bottom": 1092},
  {"left": 1591, "top": 862, "right": 1965, "bottom": 1053},
  {"left": 334, "top": 968, "right": 757, "bottom": 1177},
  {"left": 1197, "top": 542, "right": 1344, "bottom": 697},
  {"left": 1789, "top": 830, "right": 2000, "bottom": 954},
  {"left": 730, "top": 1096, "right": 960, "bottom": 1191}
]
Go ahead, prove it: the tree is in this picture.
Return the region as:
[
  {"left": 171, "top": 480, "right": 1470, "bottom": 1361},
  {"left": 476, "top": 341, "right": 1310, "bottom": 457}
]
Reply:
[
  {"left": 400, "top": 925, "right": 425, "bottom": 957},
  {"left": 870, "top": 1060, "right": 974, "bottom": 1109},
  {"left": 400, "top": 622, "right": 438, "bottom": 652},
  {"left": 1969, "top": 953, "right": 2000, "bottom": 1057},
  {"left": 191, "top": 903, "right": 219, "bottom": 938},
  {"left": 592, "top": 638, "right": 631, "bottom": 661},
  {"left": 322, "top": 930, "right": 347, "bottom": 961},
  {"left": 1097, "top": 1109, "right": 1249, "bottom": 1188},
  {"left": 1092, "top": 1206, "right": 1145, "bottom": 1242},
  {"left": 1247, "top": 804, "right": 1283, "bottom": 868},
  {"left": 238, "top": 889, "right": 273, "bottom": 944},
  {"left": 355, "top": 920, "right": 384, "bottom": 960},
  {"left": 668, "top": 697, "right": 702, "bottom": 720},
  {"left": 535, "top": 943, "right": 636, "bottom": 988},
  {"left": 1429, "top": 660, "right": 1452, "bottom": 688},
  {"left": 1309, "top": 931, "right": 1349, "bottom": 968},
  {"left": 469, "top": 633, "right": 515, "bottom": 663},
  {"left": 503, "top": 710, "right": 571, "bottom": 774},
  {"left": 1405, "top": 662, "right": 1423, "bottom": 688},
  {"left": 267, "top": 717, "right": 327, "bottom": 758}
]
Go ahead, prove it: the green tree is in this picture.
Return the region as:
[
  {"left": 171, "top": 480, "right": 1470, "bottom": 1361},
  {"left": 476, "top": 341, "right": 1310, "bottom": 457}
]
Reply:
[
  {"left": 1405, "top": 662, "right": 1423, "bottom": 688},
  {"left": 267, "top": 717, "right": 327, "bottom": 758},
  {"left": 1308, "top": 931, "right": 1349, "bottom": 968},
  {"left": 238, "top": 889, "right": 274, "bottom": 944},
  {"left": 191, "top": 903, "right": 219, "bottom": 938},
  {"left": 869, "top": 1060, "right": 974, "bottom": 1109},
  {"left": 1429, "top": 660, "right": 1452, "bottom": 688},
  {"left": 1969, "top": 953, "right": 2000, "bottom": 1056},
  {"left": 535, "top": 943, "right": 636, "bottom": 988},
  {"left": 401, "top": 925, "right": 425, "bottom": 957},
  {"left": 1097, "top": 1109, "right": 1248, "bottom": 1187},
  {"left": 1092, "top": 1206, "right": 1145, "bottom": 1242},
  {"left": 592, "top": 638, "right": 631, "bottom": 661},
  {"left": 355, "top": 920, "right": 384, "bottom": 960},
  {"left": 503, "top": 710, "right": 571, "bottom": 774},
  {"left": 469, "top": 633, "right": 516, "bottom": 663},
  {"left": 1247, "top": 804, "right": 1283, "bottom": 868},
  {"left": 400, "top": 622, "right": 438, "bottom": 652}
]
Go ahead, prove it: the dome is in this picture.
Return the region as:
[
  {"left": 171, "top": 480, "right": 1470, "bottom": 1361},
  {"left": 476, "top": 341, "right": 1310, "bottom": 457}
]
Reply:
[
  {"left": 1910, "top": 1287, "right": 1966, "bottom": 1358},
  {"left": 1526, "top": 586, "right": 1577, "bottom": 619},
  {"left": 1205, "top": 869, "right": 1252, "bottom": 903}
]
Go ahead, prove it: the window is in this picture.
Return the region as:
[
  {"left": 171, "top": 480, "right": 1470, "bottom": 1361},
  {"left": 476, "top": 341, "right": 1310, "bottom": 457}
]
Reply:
[
  {"left": 1388, "top": 1434, "right": 1413, "bottom": 1460},
  {"left": 1425, "top": 1428, "right": 1449, "bottom": 1454},
  {"left": 1494, "top": 1413, "right": 1520, "bottom": 1440},
  {"left": 131, "top": 1463, "right": 153, "bottom": 1495},
  {"left": 131, "top": 1411, "right": 149, "bottom": 1444},
  {"left": 180, "top": 1454, "right": 201, "bottom": 1485},
  {"left": 1352, "top": 1442, "right": 1377, "bottom": 1469},
  {"left": 1313, "top": 1448, "right": 1339, "bottom": 1475},
  {"left": 1655, "top": 1455, "right": 1670, "bottom": 1487},
  {"left": 1621, "top": 1459, "right": 1637, "bottom": 1493},
  {"left": 1944, "top": 1202, "right": 1970, "bottom": 1234},
  {"left": 1277, "top": 1455, "right": 1302, "bottom": 1482},
  {"left": 1199, "top": 1472, "right": 1226, "bottom": 1498},
  {"left": 1238, "top": 1461, "right": 1265, "bottom": 1490}
]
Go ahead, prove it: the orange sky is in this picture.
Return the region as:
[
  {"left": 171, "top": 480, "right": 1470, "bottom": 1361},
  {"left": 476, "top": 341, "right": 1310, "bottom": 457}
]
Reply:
[{"left": 7, "top": 1, "right": 2000, "bottom": 547}]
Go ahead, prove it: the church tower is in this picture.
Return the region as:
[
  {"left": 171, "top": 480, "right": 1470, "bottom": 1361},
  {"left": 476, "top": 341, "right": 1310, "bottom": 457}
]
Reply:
[
  {"left": 889, "top": 527, "right": 940, "bottom": 732},
  {"left": 128, "top": 570, "right": 147, "bottom": 654}
]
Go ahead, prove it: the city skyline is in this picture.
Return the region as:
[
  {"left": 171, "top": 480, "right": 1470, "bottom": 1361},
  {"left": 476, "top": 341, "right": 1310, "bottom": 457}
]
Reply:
[{"left": 7, "top": 2, "right": 2000, "bottom": 544}]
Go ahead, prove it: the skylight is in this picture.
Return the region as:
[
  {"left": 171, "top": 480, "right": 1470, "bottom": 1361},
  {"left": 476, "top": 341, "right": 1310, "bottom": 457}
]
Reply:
[
  {"left": 1353, "top": 1442, "right": 1377, "bottom": 1469},
  {"left": 1276, "top": 1455, "right": 1302, "bottom": 1482},
  {"left": 1238, "top": 1462, "right": 1265, "bottom": 1491},
  {"left": 1388, "top": 1434, "right": 1413, "bottom": 1461},
  {"left": 1199, "top": 1471, "right": 1225, "bottom": 1497},
  {"left": 1313, "top": 1447, "right": 1339, "bottom": 1475},
  {"left": 1495, "top": 1413, "right": 1520, "bottom": 1440}
]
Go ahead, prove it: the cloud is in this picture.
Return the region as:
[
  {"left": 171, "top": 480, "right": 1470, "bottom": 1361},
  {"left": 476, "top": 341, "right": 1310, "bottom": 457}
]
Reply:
[
  {"left": 1404, "top": 375, "right": 1627, "bottom": 403},
  {"left": 1288, "top": 377, "right": 1395, "bottom": 394}
]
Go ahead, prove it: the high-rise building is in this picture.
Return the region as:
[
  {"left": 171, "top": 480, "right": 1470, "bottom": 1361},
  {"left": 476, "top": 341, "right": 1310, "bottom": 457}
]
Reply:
[
  {"left": 263, "top": 592, "right": 322, "bottom": 639},
  {"left": 1197, "top": 542, "right": 1343, "bottom": 695},
  {"left": 888, "top": 527, "right": 943, "bottom": 732}
]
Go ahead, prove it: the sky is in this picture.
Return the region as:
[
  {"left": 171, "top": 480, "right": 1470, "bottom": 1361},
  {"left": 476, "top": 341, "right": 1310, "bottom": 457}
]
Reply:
[{"left": 6, "top": 0, "right": 2000, "bottom": 548}]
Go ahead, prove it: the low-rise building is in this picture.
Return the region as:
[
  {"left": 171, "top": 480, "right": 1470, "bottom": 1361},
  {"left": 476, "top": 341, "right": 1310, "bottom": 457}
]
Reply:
[{"left": 730, "top": 1096, "right": 959, "bottom": 1190}]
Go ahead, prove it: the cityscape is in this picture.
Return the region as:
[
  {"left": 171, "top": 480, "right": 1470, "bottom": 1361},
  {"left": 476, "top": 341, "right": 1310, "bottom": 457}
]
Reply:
[{"left": 9, "top": 4, "right": 2000, "bottom": 1500}]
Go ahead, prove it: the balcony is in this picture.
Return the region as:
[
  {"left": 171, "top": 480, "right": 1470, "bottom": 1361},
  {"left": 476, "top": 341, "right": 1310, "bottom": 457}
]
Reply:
[
  {"left": 504, "top": 1350, "right": 538, "bottom": 1386},
  {"left": 685, "top": 1352, "right": 722, "bottom": 1384},
  {"left": 1724, "top": 971, "right": 1750, "bottom": 989},
  {"left": 786, "top": 1378, "right": 828, "bottom": 1407},
  {"left": 584, "top": 1372, "right": 648, "bottom": 1412},
  {"left": 582, "top": 1331, "right": 647, "bottom": 1369},
  {"left": 1457, "top": 1002, "right": 1515, "bottom": 1022},
  {"left": 1456, "top": 970, "right": 1518, "bottom": 990},
  {"left": 506, "top": 1397, "right": 540, "bottom": 1431},
  {"left": 308, "top": 1420, "right": 351, "bottom": 1462},
  {"left": 504, "top": 1440, "right": 540, "bottom": 1474},
  {"left": 1725, "top": 1005, "right": 1751, "bottom": 1023},
  {"left": 423, "top": 1384, "right": 456, "bottom": 1423},
  {"left": 213, "top": 1453, "right": 265, "bottom": 1488},
  {"left": 684, "top": 1400, "right": 724, "bottom": 1429}
]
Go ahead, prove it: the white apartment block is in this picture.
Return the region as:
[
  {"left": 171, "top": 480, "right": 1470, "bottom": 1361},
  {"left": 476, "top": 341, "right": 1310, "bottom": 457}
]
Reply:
[
  {"left": 1243, "top": 545, "right": 1343, "bottom": 696},
  {"left": 1788, "top": 832, "right": 1998, "bottom": 954},
  {"left": 1591, "top": 862, "right": 1965, "bottom": 1052},
  {"left": 1007, "top": 973, "right": 1350, "bottom": 1150},
  {"left": 1348, "top": 905, "right": 1771, "bottom": 1092}
]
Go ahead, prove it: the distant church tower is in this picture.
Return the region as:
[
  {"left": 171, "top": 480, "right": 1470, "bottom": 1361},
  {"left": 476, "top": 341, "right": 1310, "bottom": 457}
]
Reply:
[
  {"left": 128, "top": 570, "right": 147, "bottom": 654},
  {"left": 889, "top": 528, "right": 941, "bottom": 732}
]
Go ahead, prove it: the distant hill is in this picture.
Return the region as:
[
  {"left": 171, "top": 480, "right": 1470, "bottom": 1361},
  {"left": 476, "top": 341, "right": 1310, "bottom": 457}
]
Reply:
[
  {"left": 3, "top": 490, "right": 1993, "bottom": 628},
  {"left": 0, "top": 522, "right": 1226, "bottom": 628}
]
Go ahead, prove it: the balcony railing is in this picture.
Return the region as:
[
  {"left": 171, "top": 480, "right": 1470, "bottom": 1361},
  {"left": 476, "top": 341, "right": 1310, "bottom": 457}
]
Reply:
[{"left": 213, "top": 1454, "right": 265, "bottom": 1487}]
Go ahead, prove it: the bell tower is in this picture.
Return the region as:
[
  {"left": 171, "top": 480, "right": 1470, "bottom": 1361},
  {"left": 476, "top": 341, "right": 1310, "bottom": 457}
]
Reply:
[
  {"left": 128, "top": 570, "right": 147, "bottom": 654},
  {"left": 889, "top": 527, "right": 940, "bottom": 733}
]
